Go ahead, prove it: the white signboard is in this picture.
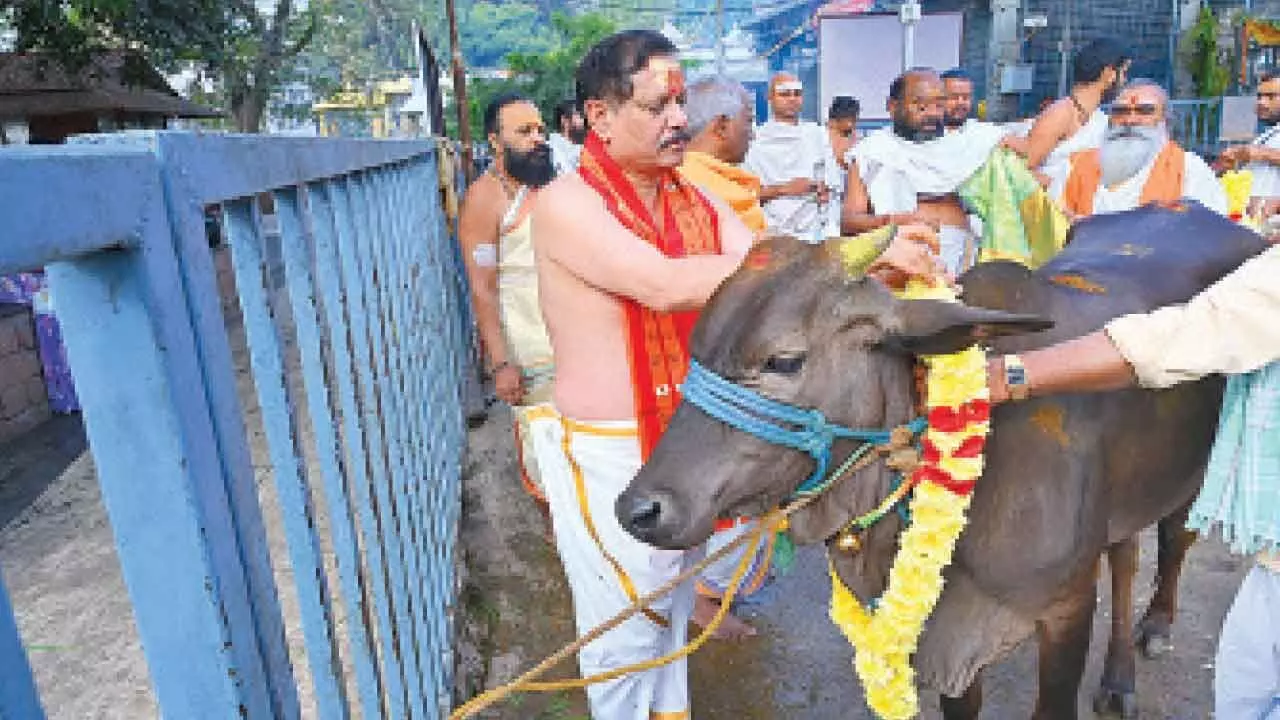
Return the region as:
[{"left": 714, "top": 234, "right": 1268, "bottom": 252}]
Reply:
[
  {"left": 818, "top": 13, "right": 964, "bottom": 121},
  {"left": 1220, "top": 94, "right": 1258, "bottom": 142}
]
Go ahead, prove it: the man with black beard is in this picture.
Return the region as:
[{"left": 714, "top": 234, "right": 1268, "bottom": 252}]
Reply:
[
  {"left": 1061, "top": 79, "right": 1225, "bottom": 218},
  {"left": 549, "top": 98, "right": 587, "bottom": 175},
  {"left": 842, "top": 68, "right": 1008, "bottom": 275},
  {"left": 1219, "top": 72, "right": 1280, "bottom": 212},
  {"left": 459, "top": 91, "right": 558, "bottom": 507}
]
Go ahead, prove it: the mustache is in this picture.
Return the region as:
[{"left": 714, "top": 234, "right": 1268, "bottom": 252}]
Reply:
[{"left": 660, "top": 130, "right": 692, "bottom": 149}]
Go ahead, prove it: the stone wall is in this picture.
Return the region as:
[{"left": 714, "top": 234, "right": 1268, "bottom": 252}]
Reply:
[
  {"left": 0, "top": 305, "right": 51, "bottom": 444},
  {"left": 1021, "top": 0, "right": 1180, "bottom": 111}
]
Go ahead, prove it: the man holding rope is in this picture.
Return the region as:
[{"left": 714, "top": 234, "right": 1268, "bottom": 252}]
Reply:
[{"left": 528, "top": 30, "right": 943, "bottom": 719}]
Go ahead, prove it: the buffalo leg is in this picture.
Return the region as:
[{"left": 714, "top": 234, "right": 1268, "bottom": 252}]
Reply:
[
  {"left": 1136, "top": 504, "right": 1197, "bottom": 659},
  {"left": 1032, "top": 565, "right": 1098, "bottom": 720},
  {"left": 1095, "top": 538, "right": 1139, "bottom": 719},
  {"left": 939, "top": 674, "right": 983, "bottom": 720}
]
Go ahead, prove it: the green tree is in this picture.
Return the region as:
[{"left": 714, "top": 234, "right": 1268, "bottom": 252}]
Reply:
[
  {"left": 461, "top": 2, "right": 556, "bottom": 69},
  {"left": 11, "top": 0, "right": 319, "bottom": 132},
  {"left": 1183, "top": 6, "right": 1230, "bottom": 98},
  {"left": 499, "top": 12, "right": 615, "bottom": 127}
]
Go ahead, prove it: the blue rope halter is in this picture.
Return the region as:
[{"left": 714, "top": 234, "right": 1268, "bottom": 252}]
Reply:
[{"left": 680, "top": 359, "right": 927, "bottom": 497}]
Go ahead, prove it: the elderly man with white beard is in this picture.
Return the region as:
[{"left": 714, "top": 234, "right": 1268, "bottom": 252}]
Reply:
[{"left": 1061, "top": 79, "right": 1226, "bottom": 218}]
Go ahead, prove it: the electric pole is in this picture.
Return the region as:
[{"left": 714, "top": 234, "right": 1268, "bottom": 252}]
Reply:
[
  {"left": 715, "top": 0, "right": 726, "bottom": 74},
  {"left": 900, "top": 0, "right": 922, "bottom": 71},
  {"left": 445, "top": 0, "right": 474, "bottom": 180}
]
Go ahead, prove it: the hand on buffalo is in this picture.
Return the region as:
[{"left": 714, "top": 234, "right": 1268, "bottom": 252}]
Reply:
[
  {"left": 1217, "top": 144, "right": 1251, "bottom": 169},
  {"left": 870, "top": 224, "right": 952, "bottom": 288}
]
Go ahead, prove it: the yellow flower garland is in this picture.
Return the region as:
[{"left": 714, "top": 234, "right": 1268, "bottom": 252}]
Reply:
[{"left": 828, "top": 279, "right": 991, "bottom": 720}]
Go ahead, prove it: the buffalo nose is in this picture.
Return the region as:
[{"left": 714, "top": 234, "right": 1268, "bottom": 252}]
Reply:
[{"left": 624, "top": 495, "right": 664, "bottom": 532}]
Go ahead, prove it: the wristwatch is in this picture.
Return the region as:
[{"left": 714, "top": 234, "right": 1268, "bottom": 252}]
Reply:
[{"left": 1002, "top": 354, "right": 1030, "bottom": 401}]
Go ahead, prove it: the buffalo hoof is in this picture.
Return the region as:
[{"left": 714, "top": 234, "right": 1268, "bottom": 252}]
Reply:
[
  {"left": 1135, "top": 622, "right": 1174, "bottom": 659},
  {"left": 1092, "top": 687, "right": 1138, "bottom": 719}
]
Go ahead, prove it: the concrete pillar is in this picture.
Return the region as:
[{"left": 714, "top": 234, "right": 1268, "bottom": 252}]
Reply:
[{"left": 986, "top": 0, "right": 1023, "bottom": 121}]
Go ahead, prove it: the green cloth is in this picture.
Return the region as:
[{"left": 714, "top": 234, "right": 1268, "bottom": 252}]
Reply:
[
  {"left": 959, "top": 148, "right": 1069, "bottom": 268},
  {"left": 1190, "top": 361, "right": 1280, "bottom": 556}
]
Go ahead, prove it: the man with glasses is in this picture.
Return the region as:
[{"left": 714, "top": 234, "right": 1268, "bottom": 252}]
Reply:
[
  {"left": 1219, "top": 72, "right": 1280, "bottom": 213},
  {"left": 1061, "top": 79, "right": 1226, "bottom": 218},
  {"left": 744, "top": 72, "right": 845, "bottom": 241},
  {"left": 526, "top": 32, "right": 753, "bottom": 719},
  {"left": 527, "top": 33, "right": 942, "bottom": 716}
]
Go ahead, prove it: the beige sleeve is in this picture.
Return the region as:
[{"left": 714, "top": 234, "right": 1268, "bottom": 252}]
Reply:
[{"left": 1104, "top": 245, "right": 1280, "bottom": 388}]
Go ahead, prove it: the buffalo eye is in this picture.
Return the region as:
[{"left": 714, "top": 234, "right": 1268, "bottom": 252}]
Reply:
[{"left": 762, "top": 353, "right": 806, "bottom": 375}]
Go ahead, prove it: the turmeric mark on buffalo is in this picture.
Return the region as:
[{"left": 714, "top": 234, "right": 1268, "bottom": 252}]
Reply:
[
  {"left": 1114, "top": 243, "right": 1154, "bottom": 258},
  {"left": 1031, "top": 405, "right": 1071, "bottom": 448},
  {"left": 1049, "top": 274, "right": 1107, "bottom": 294}
]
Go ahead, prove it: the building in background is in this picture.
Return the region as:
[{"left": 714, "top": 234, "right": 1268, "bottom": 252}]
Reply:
[{"left": 0, "top": 50, "right": 220, "bottom": 144}]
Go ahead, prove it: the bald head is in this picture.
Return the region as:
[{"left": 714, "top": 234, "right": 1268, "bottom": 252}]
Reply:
[
  {"left": 888, "top": 69, "right": 944, "bottom": 142},
  {"left": 768, "top": 72, "right": 804, "bottom": 124}
]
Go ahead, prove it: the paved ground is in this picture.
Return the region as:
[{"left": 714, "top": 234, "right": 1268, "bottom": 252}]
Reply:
[
  {"left": 457, "top": 403, "right": 1248, "bottom": 720},
  {"left": 0, "top": 400, "right": 1246, "bottom": 719}
]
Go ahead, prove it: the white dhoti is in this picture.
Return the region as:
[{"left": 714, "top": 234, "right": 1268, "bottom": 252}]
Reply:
[
  {"left": 937, "top": 224, "right": 979, "bottom": 278},
  {"left": 527, "top": 407, "right": 695, "bottom": 720},
  {"left": 851, "top": 126, "right": 1004, "bottom": 276}
]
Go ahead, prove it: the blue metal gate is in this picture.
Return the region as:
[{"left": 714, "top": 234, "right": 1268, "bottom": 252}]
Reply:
[{"left": 0, "top": 132, "right": 472, "bottom": 719}]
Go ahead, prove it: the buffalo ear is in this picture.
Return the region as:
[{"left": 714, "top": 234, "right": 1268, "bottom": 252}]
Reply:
[{"left": 882, "top": 299, "right": 1053, "bottom": 356}]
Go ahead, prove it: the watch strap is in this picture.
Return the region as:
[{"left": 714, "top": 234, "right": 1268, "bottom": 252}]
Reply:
[{"left": 1003, "top": 354, "right": 1030, "bottom": 402}]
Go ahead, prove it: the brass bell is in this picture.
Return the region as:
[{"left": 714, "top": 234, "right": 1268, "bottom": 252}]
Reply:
[{"left": 836, "top": 529, "right": 863, "bottom": 553}]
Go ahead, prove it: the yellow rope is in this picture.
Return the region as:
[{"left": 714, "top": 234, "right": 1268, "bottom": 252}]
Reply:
[
  {"left": 448, "top": 513, "right": 775, "bottom": 719},
  {"left": 450, "top": 427, "right": 916, "bottom": 719},
  {"left": 516, "top": 522, "right": 764, "bottom": 691}
]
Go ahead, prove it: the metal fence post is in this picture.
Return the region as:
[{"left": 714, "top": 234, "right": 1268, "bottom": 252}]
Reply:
[{"left": 0, "top": 569, "right": 43, "bottom": 720}]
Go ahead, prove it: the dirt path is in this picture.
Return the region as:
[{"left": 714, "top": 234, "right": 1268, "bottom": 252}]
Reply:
[{"left": 457, "top": 405, "right": 1247, "bottom": 719}]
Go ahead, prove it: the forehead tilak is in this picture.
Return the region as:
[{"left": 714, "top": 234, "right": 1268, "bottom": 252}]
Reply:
[{"left": 645, "top": 56, "right": 684, "bottom": 99}]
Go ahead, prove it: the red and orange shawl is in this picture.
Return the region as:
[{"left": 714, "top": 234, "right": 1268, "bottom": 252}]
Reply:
[{"left": 577, "top": 131, "right": 721, "bottom": 460}]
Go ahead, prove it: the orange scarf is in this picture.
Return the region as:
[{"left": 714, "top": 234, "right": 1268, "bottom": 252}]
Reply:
[
  {"left": 577, "top": 131, "right": 722, "bottom": 459},
  {"left": 1062, "top": 141, "right": 1186, "bottom": 217},
  {"left": 678, "top": 150, "right": 767, "bottom": 234}
]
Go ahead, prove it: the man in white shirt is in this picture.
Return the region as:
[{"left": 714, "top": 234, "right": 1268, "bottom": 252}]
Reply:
[
  {"left": 548, "top": 99, "right": 586, "bottom": 176},
  {"left": 842, "top": 69, "right": 1008, "bottom": 275},
  {"left": 1060, "top": 79, "right": 1226, "bottom": 218},
  {"left": 1219, "top": 72, "right": 1280, "bottom": 208},
  {"left": 827, "top": 94, "right": 860, "bottom": 172},
  {"left": 941, "top": 67, "right": 981, "bottom": 135},
  {"left": 744, "top": 72, "right": 844, "bottom": 241}
]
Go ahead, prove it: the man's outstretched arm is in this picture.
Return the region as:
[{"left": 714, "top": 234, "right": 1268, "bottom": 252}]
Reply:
[
  {"left": 988, "top": 245, "right": 1280, "bottom": 403},
  {"left": 533, "top": 179, "right": 745, "bottom": 312}
]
